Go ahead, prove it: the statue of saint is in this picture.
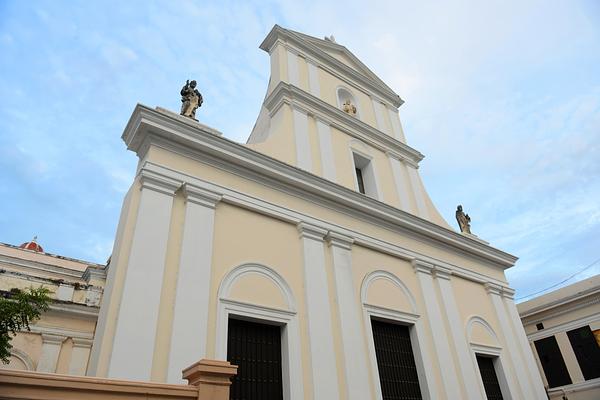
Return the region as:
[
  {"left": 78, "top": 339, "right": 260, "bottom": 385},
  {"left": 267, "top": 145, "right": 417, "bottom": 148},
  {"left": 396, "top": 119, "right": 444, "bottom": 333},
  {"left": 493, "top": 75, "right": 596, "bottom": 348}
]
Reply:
[
  {"left": 180, "top": 80, "right": 203, "bottom": 120},
  {"left": 342, "top": 99, "right": 357, "bottom": 116},
  {"left": 455, "top": 205, "right": 472, "bottom": 234}
]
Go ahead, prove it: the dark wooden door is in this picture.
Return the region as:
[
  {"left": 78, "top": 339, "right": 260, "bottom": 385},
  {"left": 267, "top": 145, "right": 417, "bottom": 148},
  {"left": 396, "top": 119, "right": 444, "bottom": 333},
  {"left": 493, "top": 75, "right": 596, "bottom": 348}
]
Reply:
[
  {"left": 371, "top": 319, "right": 422, "bottom": 400},
  {"left": 227, "top": 318, "right": 283, "bottom": 400},
  {"left": 476, "top": 355, "right": 504, "bottom": 400}
]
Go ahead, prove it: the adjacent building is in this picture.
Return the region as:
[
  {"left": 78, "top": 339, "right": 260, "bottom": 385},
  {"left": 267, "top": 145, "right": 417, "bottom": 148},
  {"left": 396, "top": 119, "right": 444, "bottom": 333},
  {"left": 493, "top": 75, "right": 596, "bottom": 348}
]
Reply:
[
  {"left": 518, "top": 274, "right": 600, "bottom": 400},
  {"left": 0, "top": 239, "right": 106, "bottom": 374}
]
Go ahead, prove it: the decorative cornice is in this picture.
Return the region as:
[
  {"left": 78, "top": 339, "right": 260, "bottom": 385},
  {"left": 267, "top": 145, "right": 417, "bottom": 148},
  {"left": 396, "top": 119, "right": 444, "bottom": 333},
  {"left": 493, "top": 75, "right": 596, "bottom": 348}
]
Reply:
[
  {"left": 122, "top": 105, "right": 518, "bottom": 269},
  {"left": 518, "top": 285, "right": 600, "bottom": 319},
  {"left": 139, "top": 169, "right": 181, "bottom": 196},
  {"left": 526, "top": 313, "right": 600, "bottom": 341},
  {"left": 41, "top": 333, "right": 66, "bottom": 345},
  {"left": 297, "top": 222, "right": 328, "bottom": 241},
  {"left": 485, "top": 283, "right": 503, "bottom": 296},
  {"left": 264, "top": 82, "right": 422, "bottom": 167},
  {"left": 29, "top": 325, "right": 94, "bottom": 340},
  {"left": 412, "top": 259, "right": 435, "bottom": 275},
  {"left": 260, "top": 25, "right": 403, "bottom": 108},
  {"left": 326, "top": 231, "right": 354, "bottom": 250},
  {"left": 433, "top": 265, "right": 453, "bottom": 281},
  {"left": 82, "top": 266, "right": 106, "bottom": 283},
  {"left": 72, "top": 337, "right": 94, "bottom": 348},
  {"left": 182, "top": 183, "right": 222, "bottom": 208}
]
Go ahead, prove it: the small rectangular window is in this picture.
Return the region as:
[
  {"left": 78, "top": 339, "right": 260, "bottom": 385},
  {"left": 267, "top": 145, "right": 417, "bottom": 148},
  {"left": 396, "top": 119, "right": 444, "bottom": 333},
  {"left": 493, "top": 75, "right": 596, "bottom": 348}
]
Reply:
[
  {"left": 534, "top": 335, "right": 572, "bottom": 388},
  {"left": 536, "top": 323, "right": 544, "bottom": 331},
  {"left": 355, "top": 167, "right": 366, "bottom": 194},
  {"left": 567, "top": 326, "right": 600, "bottom": 381}
]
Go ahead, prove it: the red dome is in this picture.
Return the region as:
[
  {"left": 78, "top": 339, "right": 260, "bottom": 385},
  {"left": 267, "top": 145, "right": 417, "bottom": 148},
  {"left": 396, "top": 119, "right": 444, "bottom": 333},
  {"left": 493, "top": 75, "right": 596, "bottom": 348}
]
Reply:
[{"left": 19, "top": 236, "right": 44, "bottom": 253}]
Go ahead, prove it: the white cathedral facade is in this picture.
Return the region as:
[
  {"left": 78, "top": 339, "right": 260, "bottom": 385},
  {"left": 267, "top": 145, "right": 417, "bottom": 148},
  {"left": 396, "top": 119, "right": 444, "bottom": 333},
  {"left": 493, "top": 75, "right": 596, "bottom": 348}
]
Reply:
[{"left": 86, "top": 25, "right": 547, "bottom": 399}]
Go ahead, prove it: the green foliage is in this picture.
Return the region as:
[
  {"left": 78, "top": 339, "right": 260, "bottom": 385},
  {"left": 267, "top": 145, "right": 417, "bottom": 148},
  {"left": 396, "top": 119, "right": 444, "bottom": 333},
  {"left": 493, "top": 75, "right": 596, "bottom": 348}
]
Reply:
[{"left": 0, "top": 287, "right": 51, "bottom": 364}]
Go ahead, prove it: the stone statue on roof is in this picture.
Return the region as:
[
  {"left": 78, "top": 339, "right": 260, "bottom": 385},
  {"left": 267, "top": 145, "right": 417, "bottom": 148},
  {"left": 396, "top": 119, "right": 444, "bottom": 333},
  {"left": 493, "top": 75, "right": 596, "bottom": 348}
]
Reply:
[
  {"left": 180, "top": 79, "right": 203, "bottom": 120},
  {"left": 455, "top": 205, "right": 472, "bottom": 234}
]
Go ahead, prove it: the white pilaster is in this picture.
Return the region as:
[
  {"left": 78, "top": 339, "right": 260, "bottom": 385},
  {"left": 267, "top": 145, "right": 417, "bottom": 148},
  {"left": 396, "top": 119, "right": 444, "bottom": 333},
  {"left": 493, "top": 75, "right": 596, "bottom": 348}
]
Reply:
[
  {"left": 485, "top": 284, "right": 536, "bottom": 399},
  {"left": 68, "top": 338, "right": 93, "bottom": 375},
  {"left": 413, "top": 261, "right": 462, "bottom": 399},
  {"left": 371, "top": 97, "right": 389, "bottom": 135},
  {"left": 433, "top": 267, "right": 484, "bottom": 400},
  {"left": 36, "top": 334, "right": 65, "bottom": 373},
  {"left": 501, "top": 289, "right": 548, "bottom": 398},
  {"left": 287, "top": 49, "right": 299, "bottom": 86},
  {"left": 326, "top": 232, "right": 371, "bottom": 400},
  {"left": 298, "top": 223, "right": 340, "bottom": 400},
  {"left": 316, "top": 118, "right": 336, "bottom": 181},
  {"left": 308, "top": 60, "right": 321, "bottom": 97},
  {"left": 292, "top": 107, "right": 312, "bottom": 171},
  {"left": 407, "top": 166, "right": 430, "bottom": 219},
  {"left": 167, "top": 184, "right": 221, "bottom": 383},
  {"left": 107, "top": 170, "right": 180, "bottom": 381},
  {"left": 387, "top": 108, "right": 406, "bottom": 142},
  {"left": 388, "top": 155, "right": 412, "bottom": 212}
]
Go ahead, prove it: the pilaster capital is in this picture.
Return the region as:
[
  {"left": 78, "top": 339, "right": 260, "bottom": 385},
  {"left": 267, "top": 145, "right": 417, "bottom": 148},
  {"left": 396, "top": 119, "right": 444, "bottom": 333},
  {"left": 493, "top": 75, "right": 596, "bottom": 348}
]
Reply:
[
  {"left": 72, "top": 337, "right": 94, "bottom": 348},
  {"left": 412, "top": 259, "right": 435, "bottom": 275},
  {"left": 501, "top": 286, "right": 515, "bottom": 300},
  {"left": 297, "top": 222, "right": 328, "bottom": 241},
  {"left": 484, "top": 283, "right": 503, "bottom": 296},
  {"left": 182, "top": 183, "right": 222, "bottom": 208},
  {"left": 326, "top": 231, "right": 354, "bottom": 250},
  {"left": 433, "top": 265, "right": 453, "bottom": 281},
  {"left": 41, "top": 333, "right": 67, "bottom": 345},
  {"left": 139, "top": 169, "right": 181, "bottom": 196}
]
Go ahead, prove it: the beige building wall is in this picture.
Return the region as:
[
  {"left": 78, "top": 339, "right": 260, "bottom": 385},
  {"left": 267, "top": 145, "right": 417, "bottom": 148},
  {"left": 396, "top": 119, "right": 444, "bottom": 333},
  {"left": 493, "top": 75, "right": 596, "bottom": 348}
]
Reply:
[{"left": 518, "top": 275, "right": 600, "bottom": 400}]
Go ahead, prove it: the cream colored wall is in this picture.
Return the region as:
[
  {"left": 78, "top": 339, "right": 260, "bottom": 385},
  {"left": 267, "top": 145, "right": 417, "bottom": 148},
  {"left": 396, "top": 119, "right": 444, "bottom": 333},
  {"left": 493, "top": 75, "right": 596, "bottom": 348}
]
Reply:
[
  {"left": 246, "top": 104, "right": 296, "bottom": 166},
  {"left": 146, "top": 146, "right": 507, "bottom": 283}
]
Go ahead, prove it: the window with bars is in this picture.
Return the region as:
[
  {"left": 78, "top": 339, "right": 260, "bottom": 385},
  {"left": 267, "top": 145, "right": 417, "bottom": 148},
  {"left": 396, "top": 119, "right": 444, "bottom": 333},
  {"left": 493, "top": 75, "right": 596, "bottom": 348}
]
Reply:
[
  {"left": 227, "top": 318, "right": 284, "bottom": 400},
  {"left": 371, "top": 318, "right": 422, "bottom": 400},
  {"left": 534, "top": 335, "right": 572, "bottom": 388},
  {"left": 567, "top": 325, "right": 600, "bottom": 381},
  {"left": 476, "top": 355, "right": 504, "bottom": 400}
]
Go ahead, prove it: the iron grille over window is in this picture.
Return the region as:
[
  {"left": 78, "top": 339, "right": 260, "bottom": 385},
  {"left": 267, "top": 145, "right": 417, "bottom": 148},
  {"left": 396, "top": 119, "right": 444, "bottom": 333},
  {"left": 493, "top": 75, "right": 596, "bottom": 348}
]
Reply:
[
  {"left": 476, "top": 355, "right": 504, "bottom": 400},
  {"left": 567, "top": 326, "right": 600, "bottom": 380},
  {"left": 371, "top": 318, "right": 422, "bottom": 400},
  {"left": 227, "top": 318, "right": 283, "bottom": 400},
  {"left": 534, "top": 335, "right": 572, "bottom": 388}
]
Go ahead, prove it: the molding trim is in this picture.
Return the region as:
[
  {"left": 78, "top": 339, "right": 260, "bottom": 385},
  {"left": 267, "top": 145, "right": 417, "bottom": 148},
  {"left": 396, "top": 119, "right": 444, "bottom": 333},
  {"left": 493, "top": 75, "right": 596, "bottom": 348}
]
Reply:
[
  {"left": 519, "top": 286, "right": 600, "bottom": 319},
  {"left": 297, "top": 222, "right": 327, "bottom": 241},
  {"left": 264, "top": 82, "right": 422, "bottom": 167},
  {"left": 526, "top": 313, "right": 600, "bottom": 341},
  {"left": 9, "top": 348, "right": 35, "bottom": 371},
  {"left": 122, "top": 106, "right": 518, "bottom": 269},
  {"left": 547, "top": 377, "right": 600, "bottom": 395},
  {"left": 28, "top": 325, "right": 94, "bottom": 340},
  {"left": 139, "top": 160, "right": 514, "bottom": 290},
  {"left": 361, "top": 270, "right": 418, "bottom": 314},
  {"left": 260, "top": 25, "right": 403, "bottom": 108},
  {"left": 466, "top": 316, "right": 501, "bottom": 346},
  {"left": 181, "top": 182, "right": 222, "bottom": 208},
  {"left": 139, "top": 168, "right": 181, "bottom": 196},
  {"left": 326, "top": 231, "right": 353, "bottom": 250}
]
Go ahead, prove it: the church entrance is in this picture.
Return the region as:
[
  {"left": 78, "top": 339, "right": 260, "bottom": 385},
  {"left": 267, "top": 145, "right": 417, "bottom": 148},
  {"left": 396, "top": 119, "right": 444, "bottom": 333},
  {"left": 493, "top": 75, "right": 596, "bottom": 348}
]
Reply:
[{"left": 227, "top": 318, "right": 284, "bottom": 400}]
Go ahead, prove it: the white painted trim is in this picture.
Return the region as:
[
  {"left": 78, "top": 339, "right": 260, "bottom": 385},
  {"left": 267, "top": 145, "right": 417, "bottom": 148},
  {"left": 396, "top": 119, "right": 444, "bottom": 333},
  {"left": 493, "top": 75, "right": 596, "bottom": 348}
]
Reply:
[
  {"left": 167, "top": 184, "right": 221, "bottom": 383},
  {"left": 361, "top": 303, "right": 435, "bottom": 400},
  {"left": 371, "top": 97, "right": 389, "bottom": 135},
  {"left": 286, "top": 50, "right": 299, "bottom": 86},
  {"left": 412, "top": 262, "right": 462, "bottom": 399},
  {"left": 349, "top": 144, "right": 382, "bottom": 200},
  {"left": 406, "top": 165, "right": 430, "bottom": 220},
  {"left": 37, "top": 334, "right": 66, "bottom": 373},
  {"left": 526, "top": 312, "right": 600, "bottom": 341},
  {"left": 68, "top": 338, "right": 93, "bottom": 375},
  {"left": 435, "top": 274, "right": 483, "bottom": 400},
  {"left": 388, "top": 156, "right": 412, "bottom": 212},
  {"left": 326, "top": 234, "right": 370, "bottom": 400},
  {"left": 316, "top": 118, "right": 336, "bottom": 181},
  {"left": 27, "top": 325, "right": 94, "bottom": 340},
  {"left": 388, "top": 107, "right": 406, "bottom": 142},
  {"left": 292, "top": 107, "right": 312, "bottom": 171},
  {"left": 361, "top": 270, "right": 417, "bottom": 313},
  {"left": 139, "top": 161, "right": 514, "bottom": 289},
  {"left": 470, "top": 344, "right": 514, "bottom": 400},
  {"left": 307, "top": 61, "right": 320, "bottom": 97},
  {"left": 298, "top": 223, "right": 340, "bottom": 400},
  {"left": 123, "top": 106, "right": 519, "bottom": 269},
  {"left": 547, "top": 377, "right": 600, "bottom": 396},
  {"left": 9, "top": 348, "right": 35, "bottom": 371},
  {"left": 215, "top": 299, "right": 304, "bottom": 400}
]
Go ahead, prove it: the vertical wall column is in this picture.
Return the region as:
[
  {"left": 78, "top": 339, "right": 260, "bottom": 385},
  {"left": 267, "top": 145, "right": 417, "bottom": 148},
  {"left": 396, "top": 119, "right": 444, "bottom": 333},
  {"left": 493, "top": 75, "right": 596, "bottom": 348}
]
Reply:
[
  {"left": 371, "top": 97, "right": 389, "bottom": 135},
  {"left": 286, "top": 49, "right": 299, "bottom": 86},
  {"left": 485, "top": 284, "right": 535, "bottom": 399},
  {"left": 433, "top": 267, "right": 483, "bottom": 400},
  {"left": 316, "top": 118, "right": 336, "bottom": 181},
  {"left": 68, "top": 338, "right": 93, "bottom": 375},
  {"left": 298, "top": 223, "right": 340, "bottom": 400},
  {"left": 501, "top": 290, "right": 548, "bottom": 398},
  {"left": 326, "top": 232, "right": 371, "bottom": 400},
  {"left": 167, "top": 184, "right": 221, "bottom": 383},
  {"left": 413, "top": 261, "right": 462, "bottom": 399},
  {"left": 387, "top": 108, "right": 406, "bottom": 142},
  {"left": 307, "top": 60, "right": 321, "bottom": 97},
  {"left": 108, "top": 170, "right": 180, "bottom": 381},
  {"left": 36, "top": 334, "right": 65, "bottom": 373},
  {"left": 406, "top": 166, "right": 430, "bottom": 219},
  {"left": 388, "top": 155, "right": 412, "bottom": 212},
  {"left": 292, "top": 106, "right": 313, "bottom": 172}
]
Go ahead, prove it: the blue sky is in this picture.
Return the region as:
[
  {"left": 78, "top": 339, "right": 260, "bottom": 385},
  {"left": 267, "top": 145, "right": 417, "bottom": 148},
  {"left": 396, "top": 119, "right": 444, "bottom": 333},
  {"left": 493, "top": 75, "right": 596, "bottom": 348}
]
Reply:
[{"left": 1, "top": 1, "right": 598, "bottom": 301}]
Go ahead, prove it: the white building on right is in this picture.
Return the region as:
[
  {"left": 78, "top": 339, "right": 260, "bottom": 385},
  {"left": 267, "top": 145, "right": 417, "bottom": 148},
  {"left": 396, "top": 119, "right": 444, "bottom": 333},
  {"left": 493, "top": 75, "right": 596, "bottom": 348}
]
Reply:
[{"left": 518, "top": 274, "right": 600, "bottom": 400}]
